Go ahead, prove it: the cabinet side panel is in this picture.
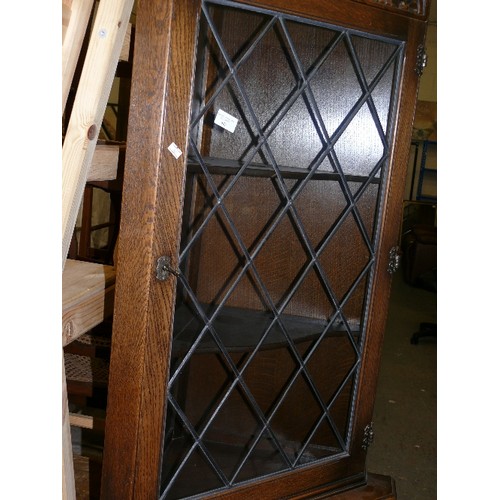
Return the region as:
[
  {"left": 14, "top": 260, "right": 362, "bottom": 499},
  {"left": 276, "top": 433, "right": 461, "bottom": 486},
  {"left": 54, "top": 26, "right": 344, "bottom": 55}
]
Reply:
[
  {"left": 134, "top": 0, "right": 202, "bottom": 497},
  {"left": 101, "top": 0, "right": 201, "bottom": 498}
]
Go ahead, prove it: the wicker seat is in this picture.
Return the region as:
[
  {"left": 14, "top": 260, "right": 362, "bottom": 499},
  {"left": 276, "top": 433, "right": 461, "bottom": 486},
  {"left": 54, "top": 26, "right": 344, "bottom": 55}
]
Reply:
[{"left": 65, "top": 330, "right": 111, "bottom": 401}]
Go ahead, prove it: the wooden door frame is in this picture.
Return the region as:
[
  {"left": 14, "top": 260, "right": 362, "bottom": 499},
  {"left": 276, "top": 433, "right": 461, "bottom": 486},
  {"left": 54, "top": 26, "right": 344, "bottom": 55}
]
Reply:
[
  {"left": 348, "top": 17, "right": 428, "bottom": 470},
  {"left": 101, "top": 0, "right": 201, "bottom": 498},
  {"left": 101, "top": 0, "right": 430, "bottom": 498}
]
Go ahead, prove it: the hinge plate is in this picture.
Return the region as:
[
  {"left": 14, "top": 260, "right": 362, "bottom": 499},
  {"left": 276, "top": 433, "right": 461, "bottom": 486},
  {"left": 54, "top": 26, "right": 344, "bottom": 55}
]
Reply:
[
  {"left": 362, "top": 422, "right": 375, "bottom": 451},
  {"left": 387, "top": 246, "right": 401, "bottom": 275},
  {"left": 415, "top": 44, "right": 427, "bottom": 76}
]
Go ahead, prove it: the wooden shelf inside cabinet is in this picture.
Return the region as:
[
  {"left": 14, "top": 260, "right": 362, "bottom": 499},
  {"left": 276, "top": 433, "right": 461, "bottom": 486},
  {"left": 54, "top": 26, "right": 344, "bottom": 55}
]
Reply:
[
  {"left": 187, "top": 157, "right": 382, "bottom": 184},
  {"left": 173, "top": 303, "right": 360, "bottom": 354},
  {"left": 62, "top": 259, "right": 116, "bottom": 347}
]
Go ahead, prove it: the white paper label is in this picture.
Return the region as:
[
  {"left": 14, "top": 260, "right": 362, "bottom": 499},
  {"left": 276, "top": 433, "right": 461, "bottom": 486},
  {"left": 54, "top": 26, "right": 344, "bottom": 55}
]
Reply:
[
  {"left": 214, "top": 109, "right": 238, "bottom": 133},
  {"left": 168, "top": 142, "right": 183, "bottom": 159}
]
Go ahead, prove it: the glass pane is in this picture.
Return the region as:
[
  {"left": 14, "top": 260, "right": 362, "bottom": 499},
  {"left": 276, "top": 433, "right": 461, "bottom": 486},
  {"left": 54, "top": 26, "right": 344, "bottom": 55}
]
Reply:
[{"left": 160, "top": 1, "right": 403, "bottom": 497}]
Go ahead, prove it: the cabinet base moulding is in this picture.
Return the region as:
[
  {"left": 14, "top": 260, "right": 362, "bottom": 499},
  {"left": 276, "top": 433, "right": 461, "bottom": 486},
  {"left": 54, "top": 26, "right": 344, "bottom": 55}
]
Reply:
[{"left": 309, "top": 473, "right": 396, "bottom": 499}]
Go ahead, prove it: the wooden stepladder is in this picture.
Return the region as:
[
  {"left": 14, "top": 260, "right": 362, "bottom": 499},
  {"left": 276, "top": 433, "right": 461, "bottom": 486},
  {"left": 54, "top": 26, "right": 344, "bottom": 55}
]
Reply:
[{"left": 62, "top": 0, "right": 134, "bottom": 498}]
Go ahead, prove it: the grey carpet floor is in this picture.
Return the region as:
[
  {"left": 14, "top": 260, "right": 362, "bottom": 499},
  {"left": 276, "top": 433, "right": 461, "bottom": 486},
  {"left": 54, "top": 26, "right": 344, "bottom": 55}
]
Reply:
[{"left": 367, "top": 270, "right": 437, "bottom": 499}]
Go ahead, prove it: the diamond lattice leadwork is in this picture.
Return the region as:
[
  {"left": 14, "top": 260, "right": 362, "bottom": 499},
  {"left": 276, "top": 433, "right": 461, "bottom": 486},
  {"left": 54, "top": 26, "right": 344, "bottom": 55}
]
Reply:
[{"left": 159, "top": 1, "right": 404, "bottom": 498}]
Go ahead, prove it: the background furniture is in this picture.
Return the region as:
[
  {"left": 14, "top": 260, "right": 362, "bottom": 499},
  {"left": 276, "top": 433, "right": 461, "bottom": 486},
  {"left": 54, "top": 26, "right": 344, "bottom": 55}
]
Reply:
[
  {"left": 416, "top": 140, "right": 437, "bottom": 202},
  {"left": 402, "top": 223, "right": 437, "bottom": 289},
  {"left": 101, "top": 1, "right": 432, "bottom": 498},
  {"left": 405, "top": 99, "right": 436, "bottom": 202},
  {"left": 402, "top": 223, "right": 437, "bottom": 344}
]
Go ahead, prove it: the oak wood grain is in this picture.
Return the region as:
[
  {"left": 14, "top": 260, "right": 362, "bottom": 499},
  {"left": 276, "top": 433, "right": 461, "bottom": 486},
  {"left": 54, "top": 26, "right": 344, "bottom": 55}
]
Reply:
[
  {"left": 101, "top": 0, "right": 201, "bottom": 498},
  {"left": 348, "top": 17, "right": 428, "bottom": 468},
  {"left": 101, "top": 0, "right": 430, "bottom": 497},
  {"left": 236, "top": 0, "right": 414, "bottom": 39}
]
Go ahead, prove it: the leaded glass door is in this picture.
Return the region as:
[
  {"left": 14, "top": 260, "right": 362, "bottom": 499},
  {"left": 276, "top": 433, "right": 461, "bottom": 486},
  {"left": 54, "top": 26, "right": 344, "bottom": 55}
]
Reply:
[{"left": 158, "top": 1, "right": 404, "bottom": 498}]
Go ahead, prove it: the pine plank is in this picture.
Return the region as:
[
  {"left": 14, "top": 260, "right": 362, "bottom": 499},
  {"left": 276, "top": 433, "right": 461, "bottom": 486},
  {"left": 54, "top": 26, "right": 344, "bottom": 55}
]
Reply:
[
  {"left": 62, "top": 260, "right": 116, "bottom": 347},
  {"left": 62, "top": 3, "right": 133, "bottom": 498},
  {"left": 63, "top": 354, "right": 77, "bottom": 500},
  {"left": 62, "top": 0, "right": 134, "bottom": 270},
  {"left": 62, "top": 0, "right": 94, "bottom": 112},
  {"left": 69, "top": 413, "right": 106, "bottom": 431},
  {"left": 69, "top": 413, "right": 93, "bottom": 429},
  {"left": 120, "top": 22, "right": 132, "bottom": 62},
  {"left": 88, "top": 143, "right": 121, "bottom": 181},
  {"left": 62, "top": 0, "right": 72, "bottom": 43}
]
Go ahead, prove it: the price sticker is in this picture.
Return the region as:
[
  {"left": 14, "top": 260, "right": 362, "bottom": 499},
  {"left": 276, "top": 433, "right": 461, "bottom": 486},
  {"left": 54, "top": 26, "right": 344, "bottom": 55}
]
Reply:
[
  {"left": 214, "top": 109, "right": 238, "bottom": 133},
  {"left": 168, "top": 142, "right": 183, "bottom": 159}
]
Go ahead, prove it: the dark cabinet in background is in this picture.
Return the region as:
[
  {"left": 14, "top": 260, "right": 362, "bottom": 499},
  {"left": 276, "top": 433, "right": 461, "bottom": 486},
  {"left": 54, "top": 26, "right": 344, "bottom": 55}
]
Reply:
[{"left": 102, "top": 1, "right": 431, "bottom": 498}]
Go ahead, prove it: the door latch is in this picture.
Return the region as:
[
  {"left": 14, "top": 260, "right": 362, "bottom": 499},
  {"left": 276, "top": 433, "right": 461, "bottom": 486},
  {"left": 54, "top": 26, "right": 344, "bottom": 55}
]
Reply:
[{"left": 155, "top": 255, "right": 181, "bottom": 281}]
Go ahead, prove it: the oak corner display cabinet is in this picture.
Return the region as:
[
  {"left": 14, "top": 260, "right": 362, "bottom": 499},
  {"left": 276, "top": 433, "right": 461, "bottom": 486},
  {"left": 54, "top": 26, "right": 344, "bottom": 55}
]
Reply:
[{"left": 101, "top": 0, "right": 431, "bottom": 498}]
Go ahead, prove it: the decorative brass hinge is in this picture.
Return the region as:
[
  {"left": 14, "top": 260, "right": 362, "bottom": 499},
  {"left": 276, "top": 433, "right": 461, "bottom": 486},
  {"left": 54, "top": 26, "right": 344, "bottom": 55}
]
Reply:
[
  {"left": 387, "top": 246, "right": 401, "bottom": 275},
  {"left": 415, "top": 44, "right": 427, "bottom": 76},
  {"left": 362, "top": 422, "right": 375, "bottom": 451}
]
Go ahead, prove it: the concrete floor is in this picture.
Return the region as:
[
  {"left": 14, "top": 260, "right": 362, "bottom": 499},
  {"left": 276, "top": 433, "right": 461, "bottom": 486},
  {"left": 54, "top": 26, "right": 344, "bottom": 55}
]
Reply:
[{"left": 367, "top": 270, "right": 437, "bottom": 499}]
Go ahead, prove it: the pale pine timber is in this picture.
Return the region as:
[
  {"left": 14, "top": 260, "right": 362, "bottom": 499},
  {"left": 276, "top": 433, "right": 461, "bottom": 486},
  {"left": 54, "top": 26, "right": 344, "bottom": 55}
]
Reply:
[
  {"left": 62, "top": 2, "right": 93, "bottom": 495},
  {"left": 69, "top": 413, "right": 106, "bottom": 431},
  {"left": 88, "top": 143, "right": 121, "bottom": 182},
  {"left": 62, "top": 259, "right": 116, "bottom": 347},
  {"left": 62, "top": 0, "right": 94, "bottom": 112},
  {"left": 62, "top": 2, "right": 93, "bottom": 496},
  {"left": 63, "top": 353, "right": 76, "bottom": 500},
  {"left": 62, "top": 2, "right": 133, "bottom": 498},
  {"left": 120, "top": 22, "right": 132, "bottom": 62},
  {"left": 62, "top": 0, "right": 72, "bottom": 43},
  {"left": 69, "top": 413, "right": 94, "bottom": 430},
  {"left": 62, "top": 0, "right": 134, "bottom": 270}
]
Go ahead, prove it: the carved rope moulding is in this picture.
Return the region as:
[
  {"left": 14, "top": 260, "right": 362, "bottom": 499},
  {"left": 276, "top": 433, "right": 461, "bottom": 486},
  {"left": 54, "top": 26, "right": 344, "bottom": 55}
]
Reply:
[{"left": 354, "top": 0, "right": 427, "bottom": 16}]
